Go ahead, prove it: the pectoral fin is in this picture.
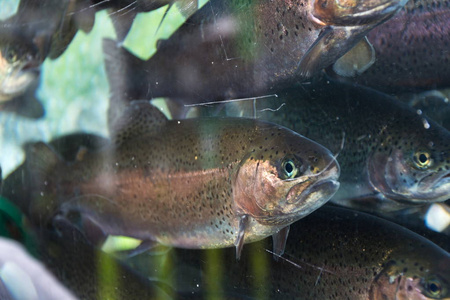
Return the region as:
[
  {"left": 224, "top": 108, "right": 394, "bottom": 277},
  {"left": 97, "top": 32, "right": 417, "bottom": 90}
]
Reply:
[
  {"left": 332, "top": 37, "right": 375, "bottom": 77},
  {"left": 298, "top": 26, "right": 373, "bottom": 78},
  {"left": 271, "top": 225, "right": 290, "bottom": 260},
  {"left": 234, "top": 215, "right": 249, "bottom": 260}
]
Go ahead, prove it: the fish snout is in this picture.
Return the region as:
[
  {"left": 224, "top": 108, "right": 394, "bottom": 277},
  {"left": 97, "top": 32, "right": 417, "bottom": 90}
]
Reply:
[
  {"left": 285, "top": 160, "right": 340, "bottom": 211},
  {"left": 312, "top": 0, "right": 407, "bottom": 26}
]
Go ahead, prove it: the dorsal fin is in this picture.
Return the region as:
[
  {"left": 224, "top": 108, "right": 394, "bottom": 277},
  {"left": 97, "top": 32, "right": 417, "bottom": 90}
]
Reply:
[{"left": 110, "top": 100, "right": 168, "bottom": 145}]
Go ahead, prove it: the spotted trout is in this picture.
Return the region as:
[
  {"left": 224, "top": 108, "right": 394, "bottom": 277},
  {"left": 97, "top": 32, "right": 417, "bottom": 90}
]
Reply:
[
  {"left": 330, "top": 0, "right": 450, "bottom": 91},
  {"left": 199, "top": 78, "right": 450, "bottom": 212},
  {"left": 103, "top": 0, "right": 407, "bottom": 105},
  {"left": 6, "top": 101, "right": 340, "bottom": 258},
  {"left": 0, "top": 27, "right": 44, "bottom": 118},
  {"left": 131, "top": 205, "right": 450, "bottom": 300}
]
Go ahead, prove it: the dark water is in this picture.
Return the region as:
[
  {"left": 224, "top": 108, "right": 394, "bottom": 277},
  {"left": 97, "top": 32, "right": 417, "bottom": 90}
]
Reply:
[{"left": 0, "top": 0, "right": 449, "bottom": 299}]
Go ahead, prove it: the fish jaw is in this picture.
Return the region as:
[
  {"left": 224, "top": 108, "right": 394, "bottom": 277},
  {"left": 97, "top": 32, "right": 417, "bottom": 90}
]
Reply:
[
  {"left": 368, "top": 149, "right": 450, "bottom": 204},
  {"left": 311, "top": 0, "right": 408, "bottom": 27},
  {"left": 233, "top": 133, "right": 340, "bottom": 226}
]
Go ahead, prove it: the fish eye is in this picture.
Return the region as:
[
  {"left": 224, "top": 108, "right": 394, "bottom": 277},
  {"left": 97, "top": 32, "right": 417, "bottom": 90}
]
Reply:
[
  {"left": 280, "top": 157, "right": 302, "bottom": 180},
  {"left": 413, "top": 151, "right": 432, "bottom": 169},
  {"left": 5, "top": 49, "right": 18, "bottom": 63},
  {"left": 424, "top": 277, "right": 442, "bottom": 297}
]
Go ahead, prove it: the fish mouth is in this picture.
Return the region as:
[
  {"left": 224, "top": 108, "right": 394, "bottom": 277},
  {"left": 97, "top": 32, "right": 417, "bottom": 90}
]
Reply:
[
  {"left": 369, "top": 150, "right": 450, "bottom": 204},
  {"left": 312, "top": 0, "right": 407, "bottom": 27},
  {"left": 285, "top": 164, "right": 340, "bottom": 214},
  {"left": 413, "top": 171, "right": 450, "bottom": 202}
]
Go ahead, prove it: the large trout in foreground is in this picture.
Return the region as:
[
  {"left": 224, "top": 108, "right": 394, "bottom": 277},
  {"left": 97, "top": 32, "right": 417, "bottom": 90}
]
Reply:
[{"left": 4, "top": 101, "right": 340, "bottom": 258}]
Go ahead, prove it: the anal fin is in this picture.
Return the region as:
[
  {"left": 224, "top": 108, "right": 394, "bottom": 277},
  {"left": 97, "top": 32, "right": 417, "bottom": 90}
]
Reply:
[{"left": 271, "top": 225, "right": 290, "bottom": 261}]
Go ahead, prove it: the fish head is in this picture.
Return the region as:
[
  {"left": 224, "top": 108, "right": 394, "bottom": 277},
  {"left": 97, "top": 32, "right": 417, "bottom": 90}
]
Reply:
[
  {"left": 370, "top": 244, "right": 450, "bottom": 300},
  {"left": 233, "top": 126, "right": 340, "bottom": 226},
  {"left": 310, "top": 0, "right": 408, "bottom": 26},
  {"left": 0, "top": 30, "right": 41, "bottom": 101},
  {"left": 368, "top": 125, "right": 450, "bottom": 204},
  {"left": 0, "top": 33, "right": 41, "bottom": 75}
]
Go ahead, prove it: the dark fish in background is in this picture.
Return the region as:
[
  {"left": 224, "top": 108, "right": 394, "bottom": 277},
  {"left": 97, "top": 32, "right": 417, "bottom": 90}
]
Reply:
[
  {"left": 103, "top": 0, "right": 408, "bottom": 108},
  {"left": 125, "top": 205, "right": 450, "bottom": 300},
  {"left": 403, "top": 89, "right": 450, "bottom": 130},
  {"left": 330, "top": 0, "right": 450, "bottom": 91},
  {"left": 3, "top": 101, "right": 340, "bottom": 258},
  {"left": 0, "top": 195, "right": 179, "bottom": 300},
  {"left": 194, "top": 78, "right": 450, "bottom": 212},
  {"left": 35, "top": 215, "right": 179, "bottom": 300}
]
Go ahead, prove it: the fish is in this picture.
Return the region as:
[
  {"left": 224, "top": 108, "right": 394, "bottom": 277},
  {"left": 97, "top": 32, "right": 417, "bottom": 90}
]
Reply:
[
  {"left": 103, "top": 0, "right": 408, "bottom": 106},
  {"left": 194, "top": 77, "right": 450, "bottom": 212},
  {"left": 0, "top": 0, "right": 77, "bottom": 118},
  {"left": 4, "top": 101, "right": 340, "bottom": 258},
  {"left": 330, "top": 0, "right": 450, "bottom": 91},
  {"left": 0, "top": 195, "right": 179, "bottom": 300},
  {"left": 0, "top": 27, "right": 44, "bottom": 118},
  {"left": 126, "top": 205, "right": 450, "bottom": 300}
]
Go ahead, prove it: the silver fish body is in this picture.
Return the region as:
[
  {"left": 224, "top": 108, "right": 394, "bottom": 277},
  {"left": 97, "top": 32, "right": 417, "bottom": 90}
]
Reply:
[{"left": 6, "top": 101, "right": 340, "bottom": 257}]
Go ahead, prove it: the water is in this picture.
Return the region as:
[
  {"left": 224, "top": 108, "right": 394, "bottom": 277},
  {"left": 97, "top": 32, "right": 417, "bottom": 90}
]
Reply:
[{"left": 0, "top": 0, "right": 449, "bottom": 299}]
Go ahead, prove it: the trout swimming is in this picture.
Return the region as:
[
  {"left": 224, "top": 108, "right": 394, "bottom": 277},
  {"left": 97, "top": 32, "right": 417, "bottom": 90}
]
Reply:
[
  {"left": 330, "top": 0, "right": 450, "bottom": 91},
  {"left": 131, "top": 205, "right": 450, "bottom": 300},
  {"left": 4, "top": 101, "right": 340, "bottom": 258},
  {"left": 0, "top": 27, "right": 44, "bottom": 118},
  {"left": 103, "top": 0, "right": 408, "bottom": 106},
  {"left": 196, "top": 78, "right": 450, "bottom": 212}
]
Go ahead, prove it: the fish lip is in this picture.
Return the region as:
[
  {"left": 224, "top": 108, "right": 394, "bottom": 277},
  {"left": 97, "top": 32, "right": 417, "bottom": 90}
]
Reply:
[
  {"left": 311, "top": 0, "right": 406, "bottom": 26},
  {"left": 286, "top": 163, "right": 340, "bottom": 207},
  {"left": 413, "top": 171, "right": 450, "bottom": 202}
]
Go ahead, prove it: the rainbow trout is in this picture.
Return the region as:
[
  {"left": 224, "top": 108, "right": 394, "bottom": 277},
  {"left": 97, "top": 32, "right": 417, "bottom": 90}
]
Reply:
[
  {"left": 200, "top": 78, "right": 450, "bottom": 212},
  {"left": 331, "top": 0, "right": 450, "bottom": 91},
  {"left": 136, "top": 205, "right": 450, "bottom": 300},
  {"left": 9, "top": 101, "right": 340, "bottom": 258},
  {"left": 103, "top": 0, "right": 407, "bottom": 104},
  {"left": 0, "top": 27, "right": 44, "bottom": 118}
]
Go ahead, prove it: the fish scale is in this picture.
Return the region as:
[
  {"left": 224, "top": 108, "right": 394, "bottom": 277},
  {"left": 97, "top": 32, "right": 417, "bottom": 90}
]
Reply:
[
  {"left": 211, "top": 78, "right": 450, "bottom": 211},
  {"left": 125, "top": 205, "right": 450, "bottom": 300},
  {"left": 4, "top": 101, "right": 340, "bottom": 258},
  {"left": 103, "top": 0, "right": 407, "bottom": 115},
  {"left": 331, "top": 0, "right": 450, "bottom": 90}
]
